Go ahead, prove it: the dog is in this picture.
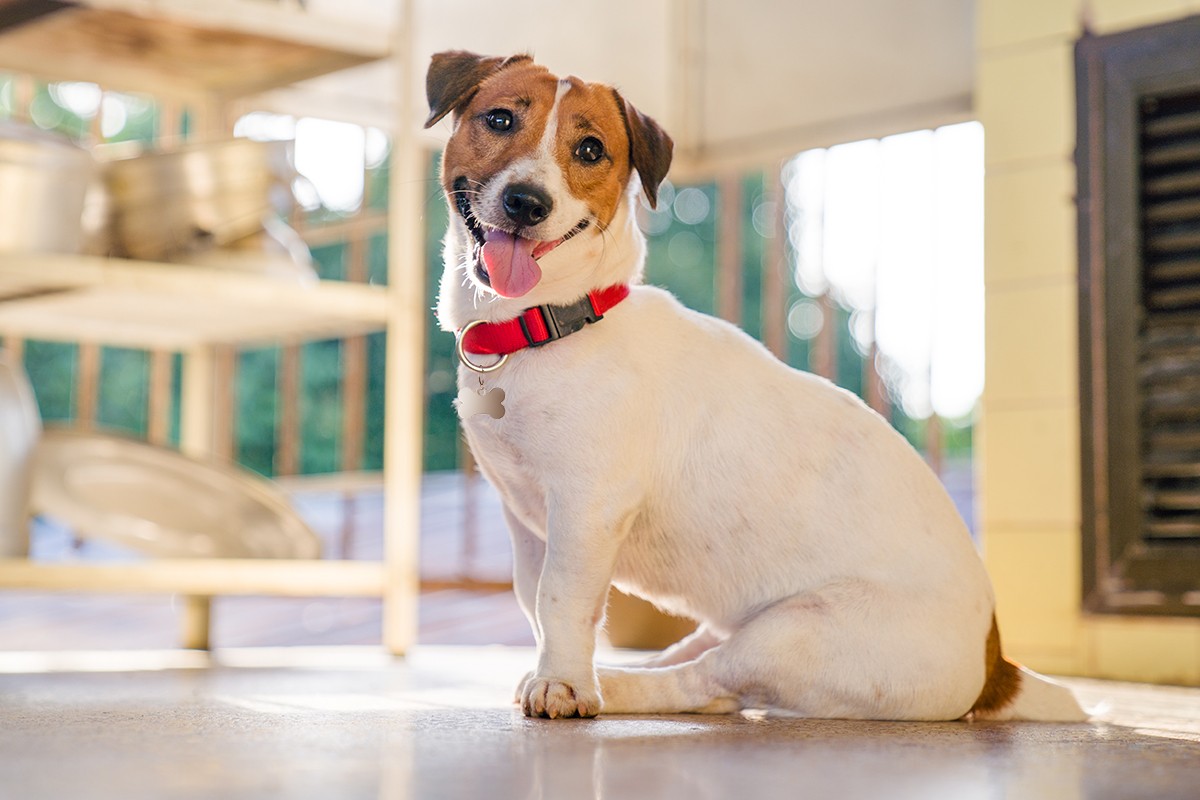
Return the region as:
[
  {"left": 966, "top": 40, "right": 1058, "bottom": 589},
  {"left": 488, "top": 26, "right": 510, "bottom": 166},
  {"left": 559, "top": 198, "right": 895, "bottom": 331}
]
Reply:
[{"left": 427, "top": 50, "right": 1086, "bottom": 722}]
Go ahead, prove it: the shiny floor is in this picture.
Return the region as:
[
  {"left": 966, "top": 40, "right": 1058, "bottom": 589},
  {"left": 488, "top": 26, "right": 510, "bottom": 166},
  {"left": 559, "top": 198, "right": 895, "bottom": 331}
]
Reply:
[{"left": 1, "top": 646, "right": 1198, "bottom": 800}]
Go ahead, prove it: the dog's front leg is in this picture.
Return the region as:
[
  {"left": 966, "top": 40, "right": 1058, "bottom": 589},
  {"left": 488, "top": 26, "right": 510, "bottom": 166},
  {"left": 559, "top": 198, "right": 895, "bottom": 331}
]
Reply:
[
  {"left": 521, "top": 502, "right": 631, "bottom": 719},
  {"left": 503, "top": 505, "right": 545, "bottom": 647}
]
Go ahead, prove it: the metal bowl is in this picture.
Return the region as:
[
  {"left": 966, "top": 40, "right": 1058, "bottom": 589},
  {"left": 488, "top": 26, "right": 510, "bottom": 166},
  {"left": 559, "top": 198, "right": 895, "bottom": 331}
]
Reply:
[
  {"left": 99, "top": 137, "right": 296, "bottom": 261},
  {"left": 32, "top": 429, "right": 322, "bottom": 560},
  {"left": 172, "top": 217, "right": 318, "bottom": 284}
]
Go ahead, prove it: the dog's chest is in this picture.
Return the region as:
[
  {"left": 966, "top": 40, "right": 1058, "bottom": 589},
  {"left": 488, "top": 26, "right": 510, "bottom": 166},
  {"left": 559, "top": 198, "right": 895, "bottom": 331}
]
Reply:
[
  {"left": 456, "top": 344, "right": 633, "bottom": 537},
  {"left": 457, "top": 373, "right": 561, "bottom": 534}
]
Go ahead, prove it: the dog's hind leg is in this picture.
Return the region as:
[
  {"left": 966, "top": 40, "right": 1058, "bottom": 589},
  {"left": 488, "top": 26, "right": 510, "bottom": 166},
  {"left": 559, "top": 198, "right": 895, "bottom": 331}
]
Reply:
[
  {"left": 594, "top": 605, "right": 832, "bottom": 716},
  {"left": 620, "top": 624, "right": 722, "bottom": 669},
  {"left": 597, "top": 590, "right": 860, "bottom": 716},
  {"left": 599, "top": 582, "right": 982, "bottom": 719},
  {"left": 597, "top": 654, "right": 740, "bottom": 714}
]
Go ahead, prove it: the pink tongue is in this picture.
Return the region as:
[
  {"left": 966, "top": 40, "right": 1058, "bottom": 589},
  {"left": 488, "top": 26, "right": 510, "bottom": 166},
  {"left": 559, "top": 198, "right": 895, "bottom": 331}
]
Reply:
[{"left": 481, "top": 229, "right": 542, "bottom": 298}]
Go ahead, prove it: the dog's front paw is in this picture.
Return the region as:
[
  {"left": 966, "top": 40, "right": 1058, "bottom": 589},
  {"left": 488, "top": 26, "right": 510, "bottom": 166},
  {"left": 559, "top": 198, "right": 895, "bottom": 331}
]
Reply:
[
  {"left": 520, "top": 675, "right": 600, "bottom": 719},
  {"left": 514, "top": 669, "right": 535, "bottom": 704}
]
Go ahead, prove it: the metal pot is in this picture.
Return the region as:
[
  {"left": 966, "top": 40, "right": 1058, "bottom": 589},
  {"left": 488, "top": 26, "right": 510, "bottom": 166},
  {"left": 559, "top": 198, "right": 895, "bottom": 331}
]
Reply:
[
  {"left": 0, "top": 121, "right": 94, "bottom": 254},
  {"left": 100, "top": 138, "right": 296, "bottom": 261}
]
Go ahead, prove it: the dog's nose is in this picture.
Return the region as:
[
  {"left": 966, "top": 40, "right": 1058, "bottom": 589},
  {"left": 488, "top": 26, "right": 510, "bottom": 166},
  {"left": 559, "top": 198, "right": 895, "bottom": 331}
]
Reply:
[{"left": 502, "top": 183, "right": 553, "bottom": 227}]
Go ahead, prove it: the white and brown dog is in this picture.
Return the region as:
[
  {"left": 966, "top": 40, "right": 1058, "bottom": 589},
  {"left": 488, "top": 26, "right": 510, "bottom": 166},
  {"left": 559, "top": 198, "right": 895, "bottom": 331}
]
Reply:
[{"left": 428, "top": 50, "right": 1085, "bottom": 722}]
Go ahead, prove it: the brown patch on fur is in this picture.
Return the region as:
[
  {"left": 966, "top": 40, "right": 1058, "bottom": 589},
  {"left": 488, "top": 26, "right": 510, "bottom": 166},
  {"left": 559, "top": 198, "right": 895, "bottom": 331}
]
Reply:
[
  {"left": 437, "top": 59, "right": 559, "bottom": 195},
  {"left": 612, "top": 89, "right": 673, "bottom": 208},
  {"left": 553, "top": 81, "right": 637, "bottom": 229},
  {"left": 424, "top": 51, "right": 533, "bottom": 129},
  {"left": 965, "top": 614, "right": 1022, "bottom": 719}
]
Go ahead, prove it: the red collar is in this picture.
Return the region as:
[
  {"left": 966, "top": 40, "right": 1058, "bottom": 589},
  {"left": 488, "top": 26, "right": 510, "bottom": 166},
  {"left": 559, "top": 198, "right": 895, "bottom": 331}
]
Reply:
[{"left": 458, "top": 285, "right": 631, "bottom": 356}]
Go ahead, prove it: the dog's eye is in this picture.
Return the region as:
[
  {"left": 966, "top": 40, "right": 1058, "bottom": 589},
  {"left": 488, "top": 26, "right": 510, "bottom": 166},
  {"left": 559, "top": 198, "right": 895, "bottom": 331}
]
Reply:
[
  {"left": 576, "top": 137, "right": 604, "bottom": 163},
  {"left": 485, "top": 109, "right": 514, "bottom": 132}
]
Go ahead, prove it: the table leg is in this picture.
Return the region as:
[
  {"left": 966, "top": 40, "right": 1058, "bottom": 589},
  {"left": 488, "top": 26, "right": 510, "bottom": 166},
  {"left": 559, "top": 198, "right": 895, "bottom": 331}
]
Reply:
[
  {"left": 181, "top": 595, "right": 212, "bottom": 651},
  {"left": 179, "top": 346, "right": 215, "bottom": 649}
]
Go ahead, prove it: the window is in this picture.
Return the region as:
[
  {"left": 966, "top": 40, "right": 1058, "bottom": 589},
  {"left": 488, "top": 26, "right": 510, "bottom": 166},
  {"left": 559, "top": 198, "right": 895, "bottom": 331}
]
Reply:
[{"left": 1077, "top": 16, "right": 1200, "bottom": 615}]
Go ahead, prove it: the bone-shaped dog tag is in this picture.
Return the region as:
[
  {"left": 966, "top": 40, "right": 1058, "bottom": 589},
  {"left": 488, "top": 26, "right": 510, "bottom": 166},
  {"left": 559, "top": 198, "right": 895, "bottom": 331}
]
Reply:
[{"left": 459, "top": 383, "right": 505, "bottom": 419}]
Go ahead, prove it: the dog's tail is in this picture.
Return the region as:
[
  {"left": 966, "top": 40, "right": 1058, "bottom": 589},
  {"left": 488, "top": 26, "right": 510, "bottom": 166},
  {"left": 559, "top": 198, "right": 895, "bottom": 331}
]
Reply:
[{"left": 963, "top": 615, "right": 1089, "bottom": 722}]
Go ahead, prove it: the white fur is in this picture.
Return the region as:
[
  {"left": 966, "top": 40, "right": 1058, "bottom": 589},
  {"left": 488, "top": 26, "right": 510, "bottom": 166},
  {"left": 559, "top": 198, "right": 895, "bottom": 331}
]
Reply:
[{"left": 438, "top": 93, "right": 1084, "bottom": 722}]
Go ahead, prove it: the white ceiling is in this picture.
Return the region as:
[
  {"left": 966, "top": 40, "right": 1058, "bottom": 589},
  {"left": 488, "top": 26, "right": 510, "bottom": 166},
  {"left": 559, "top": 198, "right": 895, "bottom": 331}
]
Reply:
[
  {"left": 254, "top": 0, "right": 975, "bottom": 177},
  {"left": 691, "top": 0, "right": 974, "bottom": 170}
]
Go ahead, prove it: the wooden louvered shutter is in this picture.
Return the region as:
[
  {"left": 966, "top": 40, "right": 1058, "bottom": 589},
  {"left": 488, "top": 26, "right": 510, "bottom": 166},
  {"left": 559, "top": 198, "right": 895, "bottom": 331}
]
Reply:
[
  {"left": 1078, "top": 19, "right": 1200, "bottom": 616},
  {"left": 1142, "top": 93, "right": 1200, "bottom": 542}
]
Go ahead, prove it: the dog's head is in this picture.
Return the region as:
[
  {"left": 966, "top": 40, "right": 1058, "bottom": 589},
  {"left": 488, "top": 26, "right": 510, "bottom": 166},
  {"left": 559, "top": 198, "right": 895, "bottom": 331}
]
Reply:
[{"left": 427, "top": 51, "right": 672, "bottom": 307}]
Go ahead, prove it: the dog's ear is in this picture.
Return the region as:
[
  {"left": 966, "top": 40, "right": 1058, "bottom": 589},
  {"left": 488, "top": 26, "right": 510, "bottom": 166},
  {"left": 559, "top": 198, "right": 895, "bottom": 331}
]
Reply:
[
  {"left": 425, "top": 51, "right": 531, "bottom": 129},
  {"left": 613, "top": 90, "right": 674, "bottom": 209}
]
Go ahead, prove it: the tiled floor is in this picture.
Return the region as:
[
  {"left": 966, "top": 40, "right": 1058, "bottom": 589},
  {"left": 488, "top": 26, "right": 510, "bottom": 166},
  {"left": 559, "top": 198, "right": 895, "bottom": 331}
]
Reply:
[{"left": 0, "top": 645, "right": 1197, "bottom": 800}]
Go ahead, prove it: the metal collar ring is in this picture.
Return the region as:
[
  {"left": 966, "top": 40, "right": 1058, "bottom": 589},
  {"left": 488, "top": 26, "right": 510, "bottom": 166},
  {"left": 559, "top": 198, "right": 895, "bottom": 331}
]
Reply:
[{"left": 456, "top": 320, "right": 509, "bottom": 374}]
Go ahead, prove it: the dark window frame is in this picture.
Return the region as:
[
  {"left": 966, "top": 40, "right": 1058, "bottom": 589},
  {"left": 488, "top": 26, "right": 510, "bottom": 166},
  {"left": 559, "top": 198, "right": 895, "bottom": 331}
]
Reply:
[{"left": 1077, "top": 16, "right": 1200, "bottom": 617}]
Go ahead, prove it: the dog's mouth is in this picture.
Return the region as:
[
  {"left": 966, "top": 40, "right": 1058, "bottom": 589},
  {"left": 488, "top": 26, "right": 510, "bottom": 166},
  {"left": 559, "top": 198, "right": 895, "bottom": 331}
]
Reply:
[{"left": 452, "top": 177, "right": 589, "bottom": 298}]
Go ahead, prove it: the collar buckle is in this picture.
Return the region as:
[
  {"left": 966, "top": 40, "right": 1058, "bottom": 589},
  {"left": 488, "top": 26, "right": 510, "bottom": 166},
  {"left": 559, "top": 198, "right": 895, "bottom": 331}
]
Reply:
[{"left": 520, "top": 293, "right": 603, "bottom": 347}]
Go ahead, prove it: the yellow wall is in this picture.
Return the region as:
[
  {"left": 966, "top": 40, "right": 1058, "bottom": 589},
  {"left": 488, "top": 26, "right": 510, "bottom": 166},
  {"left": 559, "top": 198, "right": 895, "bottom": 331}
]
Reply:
[{"left": 978, "top": 0, "right": 1200, "bottom": 684}]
